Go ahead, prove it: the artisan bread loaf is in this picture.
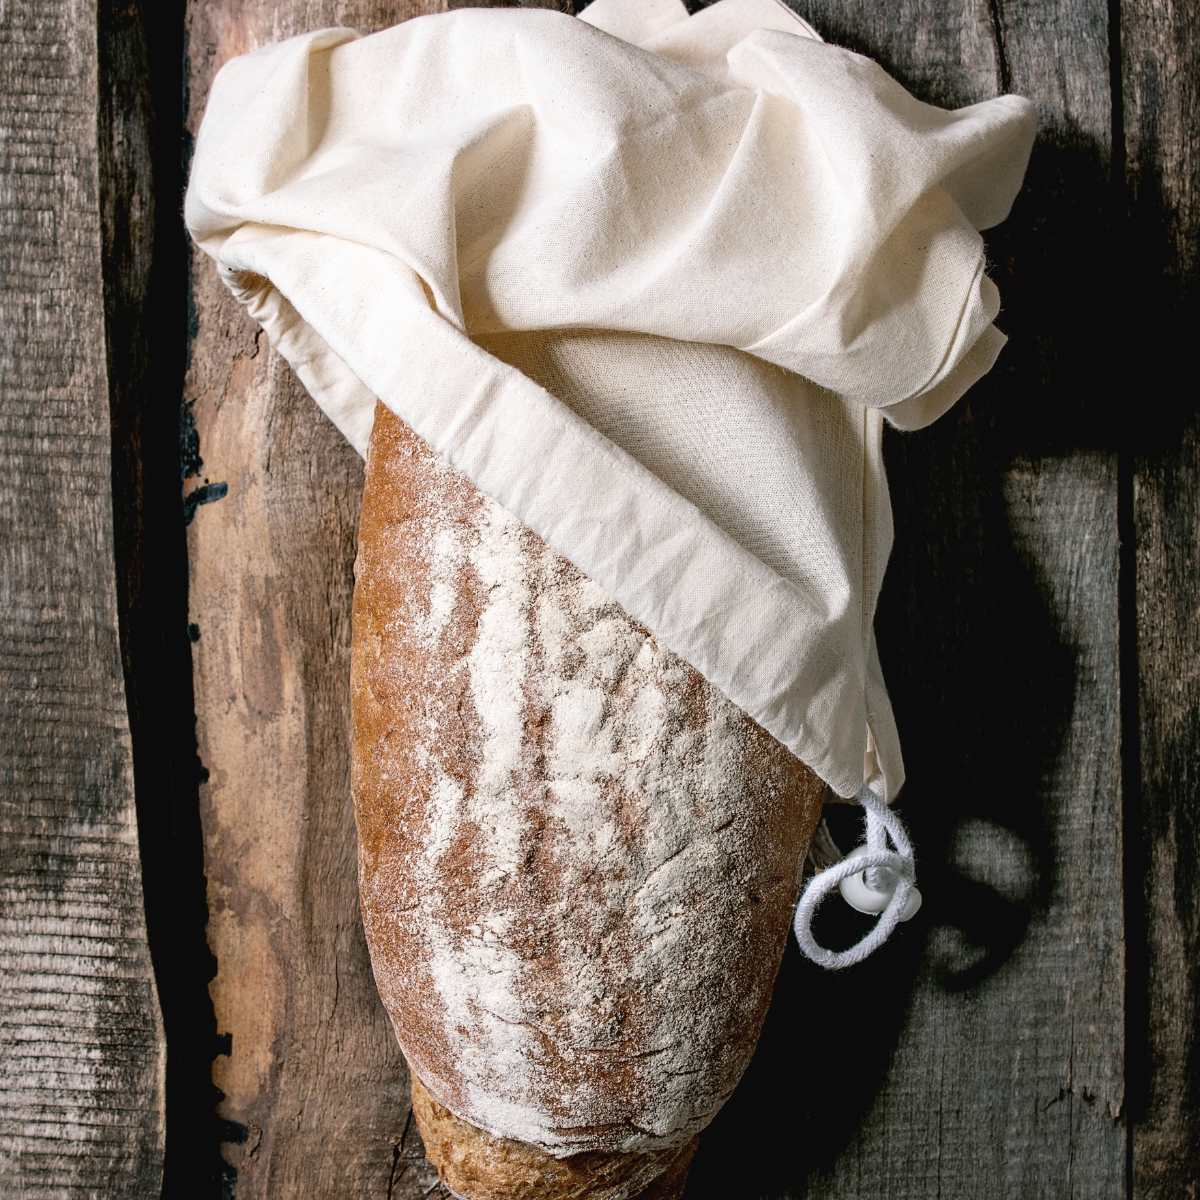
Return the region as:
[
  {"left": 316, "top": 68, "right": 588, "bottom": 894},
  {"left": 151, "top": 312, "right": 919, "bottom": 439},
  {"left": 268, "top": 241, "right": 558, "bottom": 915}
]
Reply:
[{"left": 351, "top": 404, "right": 824, "bottom": 1195}]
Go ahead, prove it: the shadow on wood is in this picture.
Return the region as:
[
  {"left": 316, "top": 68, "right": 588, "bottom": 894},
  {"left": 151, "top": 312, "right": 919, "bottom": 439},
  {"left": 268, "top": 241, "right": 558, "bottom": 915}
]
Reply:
[
  {"left": 685, "top": 6, "right": 1127, "bottom": 1192},
  {"left": 98, "top": 2, "right": 227, "bottom": 1195}
]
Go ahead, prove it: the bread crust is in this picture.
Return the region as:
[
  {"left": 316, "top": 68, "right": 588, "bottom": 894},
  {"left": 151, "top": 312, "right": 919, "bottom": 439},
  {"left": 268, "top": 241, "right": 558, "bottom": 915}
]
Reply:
[
  {"left": 351, "top": 405, "right": 823, "bottom": 1164},
  {"left": 410, "top": 1073, "right": 696, "bottom": 1200}
]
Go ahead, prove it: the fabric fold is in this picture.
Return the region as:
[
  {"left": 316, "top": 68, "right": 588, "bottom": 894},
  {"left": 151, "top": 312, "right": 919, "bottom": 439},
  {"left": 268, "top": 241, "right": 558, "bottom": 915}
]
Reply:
[{"left": 185, "top": 0, "right": 1036, "bottom": 802}]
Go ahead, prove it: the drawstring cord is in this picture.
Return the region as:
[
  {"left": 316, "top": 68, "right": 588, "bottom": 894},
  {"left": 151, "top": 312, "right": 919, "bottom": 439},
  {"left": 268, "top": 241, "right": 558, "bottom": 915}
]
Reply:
[{"left": 792, "top": 786, "right": 921, "bottom": 969}]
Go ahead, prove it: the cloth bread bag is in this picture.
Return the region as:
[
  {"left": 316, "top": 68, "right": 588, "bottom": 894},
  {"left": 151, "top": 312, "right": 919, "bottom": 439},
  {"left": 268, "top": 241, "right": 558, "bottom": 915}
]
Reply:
[{"left": 184, "top": 1, "right": 1036, "bottom": 1196}]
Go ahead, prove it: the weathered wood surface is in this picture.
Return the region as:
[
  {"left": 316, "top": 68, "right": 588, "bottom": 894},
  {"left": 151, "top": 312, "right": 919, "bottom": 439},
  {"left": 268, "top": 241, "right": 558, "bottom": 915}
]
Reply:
[
  {"left": 1124, "top": 0, "right": 1200, "bottom": 1193},
  {"left": 183, "top": 3, "right": 452, "bottom": 1196},
  {"left": 0, "top": 0, "right": 165, "bottom": 1196},
  {"left": 4, "top": 0, "right": 1198, "bottom": 1196}
]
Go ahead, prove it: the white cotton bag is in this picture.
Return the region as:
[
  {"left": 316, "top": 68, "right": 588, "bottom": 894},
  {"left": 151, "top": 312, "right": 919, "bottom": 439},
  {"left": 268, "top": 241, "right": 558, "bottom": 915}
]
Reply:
[{"left": 184, "top": 0, "right": 1036, "bottom": 926}]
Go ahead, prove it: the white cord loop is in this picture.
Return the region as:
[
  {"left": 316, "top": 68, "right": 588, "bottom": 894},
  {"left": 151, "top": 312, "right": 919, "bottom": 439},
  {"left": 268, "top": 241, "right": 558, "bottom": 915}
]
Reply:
[{"left": 793, "top": 786, "right": 920, "bottom": 969}]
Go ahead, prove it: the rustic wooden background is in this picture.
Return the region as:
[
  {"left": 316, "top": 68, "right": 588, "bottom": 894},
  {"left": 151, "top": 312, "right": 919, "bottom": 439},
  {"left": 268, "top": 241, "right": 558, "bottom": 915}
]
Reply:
[{"left": 1, "top": 0, "right": 1196, "bottom": 1196}]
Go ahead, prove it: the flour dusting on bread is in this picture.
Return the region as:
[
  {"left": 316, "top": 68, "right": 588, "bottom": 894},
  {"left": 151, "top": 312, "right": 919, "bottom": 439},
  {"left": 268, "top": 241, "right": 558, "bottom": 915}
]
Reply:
[{"left": 351, "top": 407, "right": 824, "bottom": 1157}]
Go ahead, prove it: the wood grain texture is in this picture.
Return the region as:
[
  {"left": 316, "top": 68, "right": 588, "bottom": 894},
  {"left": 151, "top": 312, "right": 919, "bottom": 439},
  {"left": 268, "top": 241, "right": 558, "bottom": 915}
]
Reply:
[
  {"left": 183, "top": 3, "right": 452, "bottom": 1197},
  {"left": 14, "top": 0, "right": 1199, "bottom": 1196},
  {"left": 0, "top": 0, "right": 166, "bottom": 1195},
  {"left": 686, "top": 1, "right": 1127, "bottom": 1196},
  {"left": 1123, "top": 0, "right": 1200, "bottom": 1192}
]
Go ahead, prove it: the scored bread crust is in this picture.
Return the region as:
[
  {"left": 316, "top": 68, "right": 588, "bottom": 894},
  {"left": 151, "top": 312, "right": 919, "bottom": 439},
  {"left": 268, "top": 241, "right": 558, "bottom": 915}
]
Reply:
[{"left": 351, "top": 405, "right": 824, "bottom": 1168}]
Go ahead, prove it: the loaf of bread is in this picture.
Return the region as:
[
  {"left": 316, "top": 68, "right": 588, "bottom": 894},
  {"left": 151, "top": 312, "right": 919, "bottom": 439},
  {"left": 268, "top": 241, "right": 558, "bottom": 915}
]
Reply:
[{"left": 351, "top": 404, "right": 825, "bottom": 1198}]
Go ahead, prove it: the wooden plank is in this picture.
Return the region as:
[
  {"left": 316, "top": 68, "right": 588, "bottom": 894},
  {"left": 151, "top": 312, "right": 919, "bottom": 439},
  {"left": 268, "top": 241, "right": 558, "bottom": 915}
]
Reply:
[
  {"left": 1123, "top": 0, "right": 1200, "bottom": 1192},
  {"left": 183, "top": 3, "right": 451, "bottom": 1196},
  {"left": 689, "top": 1, "right": 1128, "bottom": 1196},
  {"left": 0, "top": 0, "right": 166, "bottom": 1195}
]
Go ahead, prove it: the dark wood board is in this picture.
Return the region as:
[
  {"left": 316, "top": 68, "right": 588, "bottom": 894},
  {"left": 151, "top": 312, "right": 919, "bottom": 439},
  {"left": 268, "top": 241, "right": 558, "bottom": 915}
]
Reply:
[
  {"left": 1123, "top": 0, "right": 1200, "bottom": 1193},
  {"left": 0, "top": 0, "right": 166, "bottom": 1196}
]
